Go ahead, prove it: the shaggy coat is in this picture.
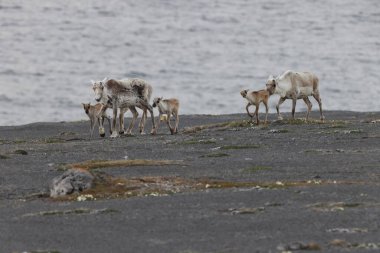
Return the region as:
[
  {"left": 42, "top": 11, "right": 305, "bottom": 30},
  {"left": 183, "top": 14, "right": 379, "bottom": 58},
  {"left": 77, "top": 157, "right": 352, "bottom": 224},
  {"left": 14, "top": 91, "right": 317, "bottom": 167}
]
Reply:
[
  {"left": 266, "top": 70, "right": 324, "bottom": 121},
  {"left": 92, "top": 78, "right": 156, "bottom": 137}
]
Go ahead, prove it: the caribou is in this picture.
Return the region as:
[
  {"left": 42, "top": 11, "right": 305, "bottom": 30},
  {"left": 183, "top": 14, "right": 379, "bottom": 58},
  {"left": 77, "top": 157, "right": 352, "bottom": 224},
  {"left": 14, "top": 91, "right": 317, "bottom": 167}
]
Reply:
[
  {"left": 91, "top": 78, "right": 156, "bottom": 138},
  {"left": 265, "top": 70, "right": 324, "bottom": 121},
  {"left": 152, "top": 97, "right": 180, "bottom": 134},
  {"left": 240, "top": 89, "right": 270, "bottom": 125},
  {"left": 82, "top": 102, "right": 111, "bottom": 138}
]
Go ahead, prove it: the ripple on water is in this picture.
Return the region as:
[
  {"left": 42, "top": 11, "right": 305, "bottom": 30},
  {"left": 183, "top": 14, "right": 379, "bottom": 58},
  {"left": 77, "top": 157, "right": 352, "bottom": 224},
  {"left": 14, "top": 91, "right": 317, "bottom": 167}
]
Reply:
[{"left": 0, "top": 0, "right": 379, "bottom": 126}]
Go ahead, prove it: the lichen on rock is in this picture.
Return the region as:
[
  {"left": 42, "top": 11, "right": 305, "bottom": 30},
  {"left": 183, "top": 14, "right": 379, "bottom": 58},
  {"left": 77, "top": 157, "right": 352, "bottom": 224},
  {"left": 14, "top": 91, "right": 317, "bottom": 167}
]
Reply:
[{"left": 50, "top": 169, "right": 94, "bottom": 197}]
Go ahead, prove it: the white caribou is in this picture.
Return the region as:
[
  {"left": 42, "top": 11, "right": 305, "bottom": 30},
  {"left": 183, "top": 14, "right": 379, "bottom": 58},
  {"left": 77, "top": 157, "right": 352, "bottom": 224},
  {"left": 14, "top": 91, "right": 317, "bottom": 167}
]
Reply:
[{"left": 265, "top": 70, "right": 324, "bottom": 121}]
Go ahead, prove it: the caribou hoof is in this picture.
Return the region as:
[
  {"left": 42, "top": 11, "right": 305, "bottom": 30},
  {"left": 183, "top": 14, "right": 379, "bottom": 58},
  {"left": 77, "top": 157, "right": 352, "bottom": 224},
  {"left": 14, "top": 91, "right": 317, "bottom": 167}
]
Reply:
[
  {"left": 140, "top": 131, "right": 146, "bottom": 135},
  {"left": 320, "top": 116, "right": 325, "bottom": 122},
  {"left": 150, "top": 129, "right": 157, "bottom": 135},
  {"left": 277, "top": 116, "right": 284, "bottom": 120},
  {"left": 119, "top": 130, "right": 125, "bottom": 135},
  {"left": 100, "top": 133, "right": 105, "bottom": 138},
  {"left": 110, "top": 132, "right": 119, "bottom": 138}
]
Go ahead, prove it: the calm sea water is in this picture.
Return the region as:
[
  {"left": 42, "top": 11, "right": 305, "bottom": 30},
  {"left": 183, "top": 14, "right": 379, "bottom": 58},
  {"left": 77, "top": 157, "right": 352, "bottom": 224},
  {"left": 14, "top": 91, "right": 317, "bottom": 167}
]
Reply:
[{"left": 1, "top": 0, "right": 379, "bottom": 126}]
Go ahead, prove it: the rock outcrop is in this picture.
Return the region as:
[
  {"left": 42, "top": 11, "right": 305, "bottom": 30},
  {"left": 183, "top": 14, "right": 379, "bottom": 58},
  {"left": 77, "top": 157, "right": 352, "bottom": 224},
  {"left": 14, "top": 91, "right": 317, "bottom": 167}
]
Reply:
[{"left": 50, "top": 169, "right": 94, "bottom": 197}]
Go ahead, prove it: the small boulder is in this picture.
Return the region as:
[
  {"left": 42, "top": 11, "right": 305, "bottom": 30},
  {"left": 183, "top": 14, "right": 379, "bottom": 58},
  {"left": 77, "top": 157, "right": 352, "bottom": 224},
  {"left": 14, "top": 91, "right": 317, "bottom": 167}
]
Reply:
[{"left": 50, "top": 169, "right": 94, "bottom": 197}]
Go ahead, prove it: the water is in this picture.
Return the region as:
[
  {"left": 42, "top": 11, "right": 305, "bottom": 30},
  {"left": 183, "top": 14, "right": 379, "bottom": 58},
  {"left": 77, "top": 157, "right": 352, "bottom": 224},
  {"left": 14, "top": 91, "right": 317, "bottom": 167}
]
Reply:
[{"left": 1, "top": 0, "right": 379, "bottom": 126}]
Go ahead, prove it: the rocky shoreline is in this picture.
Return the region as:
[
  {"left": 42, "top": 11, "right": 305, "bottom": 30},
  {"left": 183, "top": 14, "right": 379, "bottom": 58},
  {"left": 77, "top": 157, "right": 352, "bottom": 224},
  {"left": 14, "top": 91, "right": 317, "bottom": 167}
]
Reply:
[{"left": 1, "top": 111, "right": 380, "bottom": 253}]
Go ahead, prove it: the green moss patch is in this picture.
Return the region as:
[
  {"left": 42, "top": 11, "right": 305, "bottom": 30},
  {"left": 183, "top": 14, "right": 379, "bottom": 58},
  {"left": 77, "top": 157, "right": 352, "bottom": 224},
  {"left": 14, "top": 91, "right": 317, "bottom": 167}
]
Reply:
[
  {"left": 0, "top": 154, "right": 10, "bottom": 159},
  {"left": 22, "top": 208, "right": 119, "bottom": 217},
  {"left": 181, "top": 138, "right": 217, "bottom": 145},
  {"left": 44, "top": 137, "right": 66, "bottom": 144},
  {"left": 13, "top": 149, "right": 28, "bottom": 155},
  {"left": 30, "top": 250, "right": 62, "bottom": 253},
  {"left": 200, "top": 152, "right": 230, "bottom": 158},
  {"left": 221, "top": 144, "right": 261, "bottom": 150},
  {"left": 242, "top": 166, "right": 272, "bottom": 173},
  {"left": 308, "top": 202, "right": 363, "bottom": 212},
  {"left": 219, "top": 207, "right": 265, "bottom": 215}
]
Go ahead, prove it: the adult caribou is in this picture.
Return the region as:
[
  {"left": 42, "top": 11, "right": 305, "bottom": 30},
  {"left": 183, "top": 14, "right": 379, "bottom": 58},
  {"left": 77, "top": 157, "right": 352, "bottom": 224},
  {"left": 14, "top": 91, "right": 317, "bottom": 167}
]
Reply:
[
  {"left": 265, "top": 70, "right": 325, "bottom": 121},
  {"left": 91, "top": 78, "right": 156, "bottom": 138}
]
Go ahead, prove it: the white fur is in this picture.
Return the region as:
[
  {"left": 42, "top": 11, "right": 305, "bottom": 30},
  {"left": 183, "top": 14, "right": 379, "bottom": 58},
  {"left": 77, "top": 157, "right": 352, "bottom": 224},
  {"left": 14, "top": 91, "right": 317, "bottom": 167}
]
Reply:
[{"left": 266, "top": 70, "right": 324, "bottom": 121}]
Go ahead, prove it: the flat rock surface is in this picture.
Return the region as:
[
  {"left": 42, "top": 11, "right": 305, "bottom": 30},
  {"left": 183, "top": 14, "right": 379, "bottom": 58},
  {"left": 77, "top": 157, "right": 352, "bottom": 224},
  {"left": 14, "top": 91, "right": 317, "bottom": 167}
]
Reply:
[{"left": 1, "top": 111, "right": 380, "bottom": 253}]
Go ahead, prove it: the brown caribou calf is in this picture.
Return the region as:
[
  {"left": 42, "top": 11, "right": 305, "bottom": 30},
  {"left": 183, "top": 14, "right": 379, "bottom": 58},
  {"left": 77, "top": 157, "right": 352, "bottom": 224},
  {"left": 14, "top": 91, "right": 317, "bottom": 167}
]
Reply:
[
  {"left": 82, "top": 103, "right": 111, "bottom": 138},
  {"left": 152, "top": 97, "right": 180, "bottom": 134},
  {"left": 240, "top": 89, "right": 270, "bottom": 125}
]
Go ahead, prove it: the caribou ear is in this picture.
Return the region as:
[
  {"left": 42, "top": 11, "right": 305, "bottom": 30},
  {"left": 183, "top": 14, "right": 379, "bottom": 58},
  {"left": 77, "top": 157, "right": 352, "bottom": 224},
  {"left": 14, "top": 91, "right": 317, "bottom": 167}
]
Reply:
[
  {"left": 102, "top": 77, "right": 108, "bottom": 82},
  {"left": 90, "top": 80, "right": 95, "bottom": 85}
]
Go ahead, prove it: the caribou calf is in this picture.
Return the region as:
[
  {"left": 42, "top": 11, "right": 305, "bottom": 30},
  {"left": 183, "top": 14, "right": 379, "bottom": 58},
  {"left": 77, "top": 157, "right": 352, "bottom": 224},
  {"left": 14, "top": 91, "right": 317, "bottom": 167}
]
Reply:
[
  {"left": 240, "top": 89, "right": 270, "bottom": 125},
  {"left": 152, "top": 97, "right": 180, "bottom": 134},
  {"left": 82, "top": 103, "right": 111, "bottom": 138}
]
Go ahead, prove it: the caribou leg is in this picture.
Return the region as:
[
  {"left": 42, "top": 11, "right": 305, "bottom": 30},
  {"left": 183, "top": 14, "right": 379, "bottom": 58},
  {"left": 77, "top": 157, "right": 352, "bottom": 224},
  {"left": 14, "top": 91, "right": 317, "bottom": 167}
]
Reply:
[
  {"left": 166, "top": 114, "right": 175, "bottom": 134},
  {"left": 174, "top": 112, "right": 179, "bottom": 134},
  {"left": 291, "top": 97, "right": 297, "bottom": 119},
  {"left": 139, "top": 100, "right": 156, "bottom": 135},
  {"left": 263, "top": 100, "right": 269, "bottom": 124},
  {"left": 119, "top": 107, "right": 128, "bottom": 135},
  {"left": 313, "top": 91, "right": 325, "bottom": 121},
  {"left": 138, "top": 109, "right": 148, "bottom": 135},
  {"left": 255, "top": 105, "right": 260, "bottom": 125},
  {"left": 110, "top": 103, "right": 119, "bottom": 138},
  {"left": 303, "top": 97, "right": 313, "bottom": 121},
  {"left": 106, "top": 115, "right": 112, "bottom": 134},
  {"left": 126, "top": 106, "right": 138, "bottom": 135},
  {"left": 89, "top": 118, "right": 95, "bottom": 139},
  {"left": 155, "top": 113, "right": 161, "bottom": 132},
  {"left": 98, "top": 117, "right": 105, "bottom": 137},
  {"left": 276, "top": 97, "right": 286, "bottom": 120},
  {"left": 245, "top": 103, "right": 254, "bottom": 121}
]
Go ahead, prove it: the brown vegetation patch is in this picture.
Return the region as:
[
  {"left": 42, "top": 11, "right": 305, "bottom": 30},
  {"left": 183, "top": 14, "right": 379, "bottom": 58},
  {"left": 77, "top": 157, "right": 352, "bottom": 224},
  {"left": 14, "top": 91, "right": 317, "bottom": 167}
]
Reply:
[
  {"left": 51, "top": 165, "right": 370, "bottom": 201},
  {"left": 329, "top": 239, "right": 380, "bottom": 250},
  {"left": 182, "top": 120, "right": 252, "bottom": 134},
  {"left": 65, "top": 159, "right": 185, "bottom": 171}
]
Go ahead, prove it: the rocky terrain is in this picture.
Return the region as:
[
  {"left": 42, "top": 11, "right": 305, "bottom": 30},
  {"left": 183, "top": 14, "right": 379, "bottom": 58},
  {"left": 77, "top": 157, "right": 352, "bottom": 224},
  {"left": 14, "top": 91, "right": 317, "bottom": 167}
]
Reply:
[{"left": 1, "top": 111, "right": 380, "bottom": 253}]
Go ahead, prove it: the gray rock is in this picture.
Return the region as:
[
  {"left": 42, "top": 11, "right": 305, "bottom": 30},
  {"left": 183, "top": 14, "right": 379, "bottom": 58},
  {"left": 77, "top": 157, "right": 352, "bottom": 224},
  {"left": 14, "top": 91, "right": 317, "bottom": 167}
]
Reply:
[{"left": 50, "top": 169, "right": 94, "bottom": 197}]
